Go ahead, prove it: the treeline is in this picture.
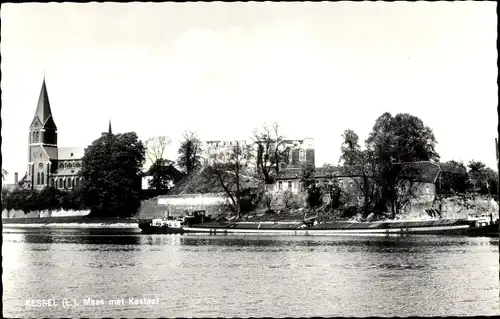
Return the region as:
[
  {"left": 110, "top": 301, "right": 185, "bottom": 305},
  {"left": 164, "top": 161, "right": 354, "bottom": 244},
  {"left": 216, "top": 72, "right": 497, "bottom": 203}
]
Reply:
[
  {"left": 438, "top": 159, "right": 498, "bottom": 196},
  {"left": 2, "top": 186, "right": 86, "bottom": 215}
]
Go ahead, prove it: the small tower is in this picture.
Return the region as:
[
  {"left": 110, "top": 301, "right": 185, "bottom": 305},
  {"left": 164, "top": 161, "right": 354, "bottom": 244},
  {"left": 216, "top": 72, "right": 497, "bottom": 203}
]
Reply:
[{"left": 102, "top": 119, "right": 113, "bottom": 136}]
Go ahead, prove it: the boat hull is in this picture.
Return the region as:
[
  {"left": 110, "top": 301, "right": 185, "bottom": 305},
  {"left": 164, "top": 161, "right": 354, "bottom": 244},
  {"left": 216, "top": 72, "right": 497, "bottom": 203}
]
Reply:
[
  {"left": 184, "top": 224, "right": 472, "bottom": 236},
  {"left": 139, "top": 224, "right": 185, "bottom": 234},
  {"left": 466, "top": 223, "right": 499, "bottom": 237}
]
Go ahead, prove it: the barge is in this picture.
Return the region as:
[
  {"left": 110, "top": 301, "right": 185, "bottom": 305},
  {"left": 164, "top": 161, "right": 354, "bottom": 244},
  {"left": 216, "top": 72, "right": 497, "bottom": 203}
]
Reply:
[{"left": 138, "top": 210, "right": 500, "bottom": 236}]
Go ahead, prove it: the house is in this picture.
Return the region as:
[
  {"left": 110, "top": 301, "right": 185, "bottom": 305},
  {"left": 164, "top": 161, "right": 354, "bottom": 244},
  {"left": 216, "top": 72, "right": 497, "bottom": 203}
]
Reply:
[
  {"left": 269, "top": 161, "right": 441, "bottom": 203},
  {"left": 203, "top": 137, "right": 316, "bottom": 170}
]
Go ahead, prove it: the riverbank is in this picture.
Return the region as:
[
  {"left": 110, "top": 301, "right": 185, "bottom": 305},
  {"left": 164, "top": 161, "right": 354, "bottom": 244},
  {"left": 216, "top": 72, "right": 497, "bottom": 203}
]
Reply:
[{"left": 1, "top": 216, "right": 139, "bottom": 229}]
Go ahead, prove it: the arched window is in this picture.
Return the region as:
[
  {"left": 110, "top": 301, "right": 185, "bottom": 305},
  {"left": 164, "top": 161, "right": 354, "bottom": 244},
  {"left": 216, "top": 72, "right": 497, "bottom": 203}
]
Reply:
[
  {"left": 76, "top": 162, "right": 81, "bottom": 168},
  {"left": 68, "top": 178, "right": 72, "bottom": 188},
  {"left": 32, "top": 132, "right": 36, "bottom": 143},
  {"left": 75, "top": 178, "right": 80, "bottom": 188},
  {"left": 63, "top": 179, "right": 67, "bottom": 189},
  {"left": 37, "top": 172, "right": 40, "bottom": 185},
  {"left": 41, "top": 172, "right": 44, "bottom": 185},
  {"left": 59, "top": 162, "right": 64, "bottom": 169},
  {"left": 59, "top": 179, "right": 63, "bottom": 189},
  {"left": 35, "top": 131, "right": 40, "bottom": 143}
]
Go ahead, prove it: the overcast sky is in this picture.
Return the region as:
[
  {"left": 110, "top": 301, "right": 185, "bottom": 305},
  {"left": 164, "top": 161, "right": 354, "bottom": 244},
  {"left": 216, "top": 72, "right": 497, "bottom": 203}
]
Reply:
[{"left": 1, "top": 2, "right": 497, "bottom": 184}]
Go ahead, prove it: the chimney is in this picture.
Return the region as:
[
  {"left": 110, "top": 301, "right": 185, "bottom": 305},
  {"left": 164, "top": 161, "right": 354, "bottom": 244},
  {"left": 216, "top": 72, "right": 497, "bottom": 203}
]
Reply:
[{"left": 14, "top": 172, "right": 18, "bottom": 184}]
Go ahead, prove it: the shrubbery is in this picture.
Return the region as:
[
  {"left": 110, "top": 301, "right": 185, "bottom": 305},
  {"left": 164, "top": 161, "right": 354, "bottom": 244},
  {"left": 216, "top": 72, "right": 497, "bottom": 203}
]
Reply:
[{"left": 2, "top": 186, "right": 88, "bottom": 215}]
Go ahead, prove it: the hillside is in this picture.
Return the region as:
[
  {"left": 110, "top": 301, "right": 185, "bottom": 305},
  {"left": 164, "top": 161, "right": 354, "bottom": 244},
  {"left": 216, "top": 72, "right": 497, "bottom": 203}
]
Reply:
[
  {"left": 168, "top": 166, "right": 225, "bottom": 195},
  {"left": 168, "top": 166, "right": 262, "bottom": 195}
]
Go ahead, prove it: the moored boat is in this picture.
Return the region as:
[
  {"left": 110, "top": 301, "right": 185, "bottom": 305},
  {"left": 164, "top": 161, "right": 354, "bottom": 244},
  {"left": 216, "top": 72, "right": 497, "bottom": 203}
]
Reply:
[
  {"left": 139, "top": 210, "right": 212, "bottom": 234},
  {"left": 466, "top": 215, "right": 499, "bottom": 237},
  {"left": 184, "top": 218, "right": 476, "bottom": 236}
]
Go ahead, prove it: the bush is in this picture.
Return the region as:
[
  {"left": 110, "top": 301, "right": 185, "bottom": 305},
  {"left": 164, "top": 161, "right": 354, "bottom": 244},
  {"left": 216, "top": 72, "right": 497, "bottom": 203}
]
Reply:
[
  {"left": 306, "top": 185, "right": 323, "bottom": 209},
  {"left": 283, "top": 190, "right": 301, "bottom": 209}
]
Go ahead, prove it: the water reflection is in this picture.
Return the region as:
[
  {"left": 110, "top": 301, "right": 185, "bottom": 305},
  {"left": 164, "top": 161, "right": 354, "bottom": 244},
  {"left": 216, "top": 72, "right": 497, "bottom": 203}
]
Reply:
[{"left": 2, "top": 230, "right": 499, "bottom": 317}]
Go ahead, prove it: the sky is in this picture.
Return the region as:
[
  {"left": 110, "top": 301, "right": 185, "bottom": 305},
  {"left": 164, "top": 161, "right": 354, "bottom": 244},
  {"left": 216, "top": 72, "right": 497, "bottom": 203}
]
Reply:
[{"left": 1, "top": 2, "right": 498, "bottom": 184}]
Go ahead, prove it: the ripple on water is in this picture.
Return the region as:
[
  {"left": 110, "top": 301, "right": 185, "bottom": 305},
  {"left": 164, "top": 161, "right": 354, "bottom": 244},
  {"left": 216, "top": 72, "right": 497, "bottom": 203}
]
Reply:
[{"left": 2, "top": 232, "right": 499, "bottom": 317}]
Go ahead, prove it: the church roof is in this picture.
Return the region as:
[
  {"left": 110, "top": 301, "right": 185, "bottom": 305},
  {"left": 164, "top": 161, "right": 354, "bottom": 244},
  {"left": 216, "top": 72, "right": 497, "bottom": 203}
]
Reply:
[
  {"left": 34, "top": 78, "right": 57, "bottom": 130},
  {"left": 42, "top": 146, "right": 58, "bottom": 159},
  {"left": 58, "top": 147, "right": 85, "bottom": 160},
  {"left": 53, "top": 168, "right": 81, "bottom": 176}
]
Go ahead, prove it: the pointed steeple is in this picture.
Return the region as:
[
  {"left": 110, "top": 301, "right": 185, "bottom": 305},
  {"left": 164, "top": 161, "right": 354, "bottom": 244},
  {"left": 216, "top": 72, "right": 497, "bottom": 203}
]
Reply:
[
  {"left": 33, "top": 77, "right": 57, "bottom": 130},
  {"left": 108, "top": 118, "right": 112, "bottom": 134}
]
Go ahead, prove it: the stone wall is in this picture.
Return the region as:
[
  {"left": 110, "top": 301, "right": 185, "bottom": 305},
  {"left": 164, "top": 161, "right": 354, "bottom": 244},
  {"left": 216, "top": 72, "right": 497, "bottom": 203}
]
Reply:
[
  {"left": 2, "top": 209, "right": 89, "bottom": 219},
  {"left": 399, "top": 195, "right": 498, "bottom": 220},
  {"left": 147, "top": 193, "right": 227, "bottom": 218}
]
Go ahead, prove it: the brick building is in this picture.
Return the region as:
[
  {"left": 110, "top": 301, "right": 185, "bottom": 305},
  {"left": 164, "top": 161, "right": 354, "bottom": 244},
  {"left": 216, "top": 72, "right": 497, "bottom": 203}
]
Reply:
[{"left": 22, "top": 78, "right": 111, "bottom": 190}]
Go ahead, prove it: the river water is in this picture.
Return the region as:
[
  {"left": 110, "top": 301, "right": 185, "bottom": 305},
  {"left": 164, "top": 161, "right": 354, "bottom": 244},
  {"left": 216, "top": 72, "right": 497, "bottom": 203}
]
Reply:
[{"left": 2, "top": 228, "right": 499, "bottom": 317}]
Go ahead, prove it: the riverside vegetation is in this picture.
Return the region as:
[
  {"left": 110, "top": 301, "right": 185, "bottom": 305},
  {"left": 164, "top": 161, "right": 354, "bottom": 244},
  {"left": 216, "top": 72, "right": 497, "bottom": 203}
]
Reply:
[{"left": 2, "top": 112, "right": 498, "bottom": 221}]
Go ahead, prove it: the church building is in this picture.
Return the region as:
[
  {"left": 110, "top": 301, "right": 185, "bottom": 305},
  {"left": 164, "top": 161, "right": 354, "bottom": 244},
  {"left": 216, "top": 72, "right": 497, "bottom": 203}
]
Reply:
[{"left": 25, "top": 78, "right": 111, "bottom": 190}]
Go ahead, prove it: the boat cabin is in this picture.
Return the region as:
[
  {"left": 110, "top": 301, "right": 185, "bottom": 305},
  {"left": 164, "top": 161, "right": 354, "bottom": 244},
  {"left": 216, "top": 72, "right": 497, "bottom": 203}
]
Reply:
[{"left": 182, "top": 210, "right": 212, "bottom": 225}]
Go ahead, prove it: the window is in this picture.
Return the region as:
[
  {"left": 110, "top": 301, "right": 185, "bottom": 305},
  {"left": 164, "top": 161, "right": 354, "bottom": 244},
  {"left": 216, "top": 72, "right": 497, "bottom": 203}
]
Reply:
[
  {"left": 37, "top": 172, "right": 40, "bottom": 185},
  {"left": 76, "top": 162, "right": 81, "bottom": 168},
  {"left": 32, "top": 132, "right": 36, "bottom": 143},
  {"left": 288, "top": 181, "right": 292, "bottom": 190},
  {"left": 72, "top": 179, "right": 75, "bottom": 188},
  {"left": 75, "top": 178, "right": 80, "bottom": 188},
  {"left": 59, "top": 162, "right": 64, "bottom": 169},
  {"left": 67, "top": 178, "right": 72, "bottom": 188},
  {"left": 63, "top": 179, "right": 66, "bottom": 189},
  {"left": 426, "top": 185, "right": 430, "bottom": 194},
  {"left": 278, "top": 181, "right": 283, "bottom": 191},
  {"left": 35, "top": 131, "right": 40, "bottom": 143},
  {"left": 41, "top": 172, "right": 44, "bottom": 185},
  {"left": 50, "top": 178, "right": 54, "bottom": 187},
  {"left": 59, "top": 179, "right": 63, "bottom": 188}
]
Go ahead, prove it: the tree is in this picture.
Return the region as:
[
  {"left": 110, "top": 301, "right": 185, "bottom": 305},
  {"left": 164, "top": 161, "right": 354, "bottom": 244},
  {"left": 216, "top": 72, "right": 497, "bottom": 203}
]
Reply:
[
  {"left": 339, "top": 129, "right": 362, "bottom": 166},
  {"left": 438, "top": 161, "right": 469, "bottom": 194},
  {"left": 252, "top": 122, "right": 286, "bottom": 184},
  {"left": 366, "top": 112, "right": 440, "bottom": 217},
  {"left": 2, "top": 168, "right": 8, "bottom": 181},
  {"left": 468, "top": 160, "right": 498, "bottom": 196},
  {"left": 145, "top": 136, "right": 172, "bottom": 167},
  {"left": 79, "top": 132, "right": 145, "bottom": 217},
  {"left": 339, "top": 129, "right": 379, "bottom": 217},
  {"left": 211, "top": 141, "right": 260, "bottom": 219},
  {"left": 299, "top": 165, "right": 323, "bottom": 209},
  {"left": 148, "top": 158, "right": 173, "bottom": 192},
  {"left": 177, "top": 131, "right": 203, "bottom": 174},
  {"left": 37, "top": 186, "right": 63, "bottom": 214}
]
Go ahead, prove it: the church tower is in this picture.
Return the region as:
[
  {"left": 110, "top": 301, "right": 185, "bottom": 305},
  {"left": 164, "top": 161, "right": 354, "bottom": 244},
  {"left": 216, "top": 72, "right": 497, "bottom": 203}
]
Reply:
[{"left": 28, "top": 77, "right": 58, "bottom": 189}]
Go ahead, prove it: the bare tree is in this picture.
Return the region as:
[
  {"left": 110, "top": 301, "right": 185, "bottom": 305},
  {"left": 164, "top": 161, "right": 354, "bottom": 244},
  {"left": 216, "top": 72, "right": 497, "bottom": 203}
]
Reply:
[
  {"left": 145, "top": 136, "right": 172, "bottom": 166},
  {"left": 211, "top": 141, "right": 256, "bottom": 219},
  {"left": 252, "top": 122, "right": 286, "bottom": 184},
  {"left": 177, "top": 131, "right": 203, "bottom": 174}
]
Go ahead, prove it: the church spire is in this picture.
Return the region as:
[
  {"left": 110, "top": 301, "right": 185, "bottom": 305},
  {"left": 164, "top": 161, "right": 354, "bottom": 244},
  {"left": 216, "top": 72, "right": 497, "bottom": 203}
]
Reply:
[
  {"left": 108, "top": 118, "right": 112, "bottom": 134},
  {"left": 33, "top": 77, "right": 57, "bottom": 130}
]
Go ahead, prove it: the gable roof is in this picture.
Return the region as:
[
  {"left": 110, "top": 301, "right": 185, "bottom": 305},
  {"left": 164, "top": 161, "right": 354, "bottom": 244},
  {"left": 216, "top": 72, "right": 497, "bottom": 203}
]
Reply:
[
  {"left": 58, "top": 147, "right": 85, "bottom": 160},
  {"left": 397, "top": 161, "right": 441, "bottom": 183},
  {"left": 276, "top": 165, "right": 366, "bottom": 180},
  {"left": 276, "top": 161, "right": 441, "bottom": 183}
]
